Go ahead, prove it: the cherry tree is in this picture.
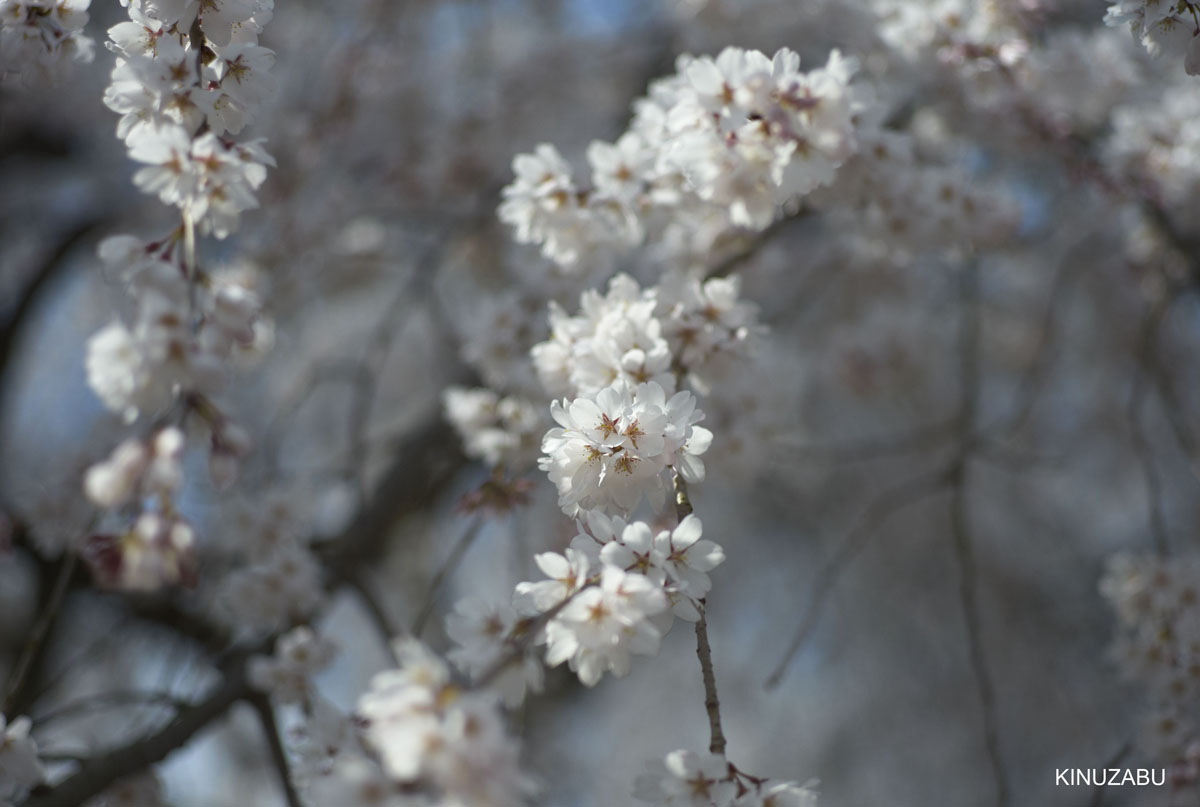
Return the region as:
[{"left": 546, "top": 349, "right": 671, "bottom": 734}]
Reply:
[{"left": 1, "top": 0, "right": 1200, "bottom": 806}]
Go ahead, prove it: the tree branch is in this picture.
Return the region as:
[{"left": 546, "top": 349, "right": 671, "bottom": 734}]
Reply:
[
  {"left": 344, "top": 572, "right": 402, "bottom": 664},
  {"left": 252, "top": 695, "right": 303, "bottom": 807},
  {"left": 321, "top": 414, "right": 465, "bottom": 580},
  {"left": 948, "top": 466, "right": 1008, "bottom": 807},
  {"left": 764, "top": 467, "right": 950, "bottom": 689},
  {"left": 31, "top": 690, "right": 185, "bottom": 728},
  {"left": 3, "top": 552, "right": 78, "bottom": 717},
  {"left": 0, "top": 216, "right": 109, "bottom": 391},
  {"left": 1128, "top": 295, "right": 1175, "bottom": 557},
  {"left": 671, "top": 471, "right": 725, "bottom": 755},
  {"left": 412, "top": 517, "right": 484, "bottom": 637},
  {"left": 23, "top": 650, "right": 259, "bottom": 807},
  {"left": 948, "top": 260, "right": 1008, "bottom": 807},
  {"left": 693, "top": 603, "right": 725, "bottom": 757}
]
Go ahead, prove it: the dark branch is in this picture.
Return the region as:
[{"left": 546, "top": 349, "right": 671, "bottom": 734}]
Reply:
[
  {"left": 252, "top": 695, "right": 303, "bottom": 807},
  {"left": 949, "top": 260, "right": 1008, "bottom": 807},
  {"left": 764, "top": 467, "right": 950, "bottom": 689},
  {"left": 0, "top": 217, "right": 108, "bottom": 392},
  {"left": 3, "top": 553, "right": 78, "bottom": 718},
  {"left": 948, "top": 469, "right": 1008, "bottom": 807},
  {"left": 693, "top": 604, "right": 725, "bottom": 757},
  {"left": 1128, "top": 296, "right": 1175, "bottom": 557},
  {"left": 23, "top": 648, "right": 260, "bottom": 807},
  {"left": 412, "top": 517, "right": 484, "bottom": 638}
]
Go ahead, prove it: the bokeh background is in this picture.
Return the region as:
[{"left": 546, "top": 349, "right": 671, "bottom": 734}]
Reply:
[{"left": 3, "top": 1, "right": 1200, "bottom": 805}]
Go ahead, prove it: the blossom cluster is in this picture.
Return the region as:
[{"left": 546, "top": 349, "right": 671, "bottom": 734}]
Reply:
[
  {"left": 445, "top": 267, "right": 779, "bottom": 495},
  {"left": 442, "top": 386, "right": 542, "bottom": 471},
  {"left": 1012, "top": 27, "right": 1142, "bottom": 136},
  {"left": 355, "top": 640, "right": 531, "bottom": 807},
  {"left": 822, "top": 128, "right": 1017, "bottom": 257},
  {"left": 1107, "top": 84, "right": 1200, "bottom": 220},
  {"left": 500, "top": 47, "right": 864, "bottom": 271},
  {"left": 0, "top": 0, "right": 93, "bottom": 83},
  {"left": 86, "top": 236, "right": 268, "bottom": 428},
  {"left": 248, "top": 625, "right": 337, "bottom": 704},
  {"left": 304, "top": 754, "right": 410, "bottom": 807},
  {"left": 1101, "top": 553, "right": 1200, "bottom": 787},
  {"left": 447, "top": 512, "right": 724, "bottom": 694},
  {"left": 76, "top": 0, "right": 278, "bottom": 593},
  {"left": 102, "top": 0, "right": 276, "bottom": 237},
  {"left": 1106, "top": 0, "right": 1200, "bottom": 75},
  {"left": 81, "top": 236, "right": 267, "bottom": 589},
  {"left": 212, "top": 493, "right": 325, "bottom": 634},
  {"left": 635, "top": 749, "right": 818, "bottom": 807},
  {"left": 455, "top": 38, "right": 847, "bottom": 805},
  {"left": 541, "top": 380, "right": 711, "bottom": 516},
  {"left": 264, "top": 687, "right": 415, "bottom": 806},
  {"left": 82, "top": 426, "right": 198, "bottom": 590},
  {"left": 456, "top": 290, "right": 546, "bottom": 394},
  {"left": 436, "top": 50, "right": 768, "bottom": 737},
  {"left": 566, "top": 511, "right": 723, "bottom": 622},
  {"left": 870, "top": 0, "right": 1023, "bottom": 59},
  {"left": 534, "top": 272, "right": 760, "bottom": 399}
]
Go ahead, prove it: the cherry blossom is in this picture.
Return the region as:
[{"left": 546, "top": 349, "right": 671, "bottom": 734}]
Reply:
[
  {"left": 358, "top": 640, "right": 531, "bottom": 806},
  {"left": 0, "top": 0, "right": 93, "bottom": 83},
  {"left": 543, "top": 564, "right": 668, "bottom": 686},
  {"left": 249, "top": 625, "right": 338, "bottom": 703},
  {"left": 540, "top": 380, "right": 712, "bottom": 515}
]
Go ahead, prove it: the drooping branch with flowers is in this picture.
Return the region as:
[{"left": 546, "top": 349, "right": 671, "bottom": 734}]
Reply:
[{"left": 2, "top": 1, "right": 1200, "bottom": 806}]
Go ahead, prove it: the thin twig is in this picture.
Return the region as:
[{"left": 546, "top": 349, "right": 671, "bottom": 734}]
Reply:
[
  {"left": 252, "top": 695, "right": 303, "bottom": 807},
  {"left": 1128, "top": 296, "right": 1175, "bottom": 557},
  {"left": 672, "top": 472, "right": 725, "bottom": 755},
  {"left": 321, "top": 412, "right": 465, "bottom": 580},
  {"left": 474, "top": 588, "right": 590, "bottom": 690},
  {"left": 23, "top": 649, "right": 260, "bottom": 807},
  {"left": 341, "top": 572, "right": 401, "bottom": 665},
  {"left": 949, "top": 467, "right": 1008, "bottom": 807},
  {"left": 693, "top": 603, "right": 725, "bottom": 756},
  {"left": 258, "top": 362, "right": 373, "bottom": 478},
  {"left": 182, "top": 211, "right": 198, "bottom": 331},
  {"left": 989, "top": 257, "right": 1084, "bottom": 439},
  {"left": 1148, "top": 354, "right": 1200, "bottom": 488},
  {"left": 950, "top": 260, "right": 1009, "bottom": 807},
  {"left": 971, "top": 437, "right": 1064, "bottom": 473},
  {"left": 1129, "top": 388, "right": 1170, "bottom": 557},
  {"left": 29, "top": 614, "right": 132, "bottom": 705},
  {"left": 706, "top": 208, "right": 811, "bottom": 279},
  {"left": 4, "top": 552, "right": 77, "bottom": 717},
  {"left": 412, "top": 518, "right": 484, "bottom": 637},
  {"left": 32, "top": 691, "right": 185, "bottom": 728},
  {"left": 0, "top": 216, "right": 109, "bottom": 391},
  {"left": 342, "top": 221, "right": 471, "bottom": 497},
  {"left": 764, "top": 467, "right": 951, "bottom": 689}
]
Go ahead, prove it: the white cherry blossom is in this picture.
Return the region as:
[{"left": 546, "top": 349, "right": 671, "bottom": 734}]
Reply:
[
  {"left": 249, "top": 625, "right": 338, "bottom": 703},
  {"left": 543, "top": 564, "right": 668, "bottom": 686},
  {"left": 540, "top": 380, "right": 711, "bottom": 516},
  {"left": 0, "top": 0, "right": 94, "bottom": 84}
]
